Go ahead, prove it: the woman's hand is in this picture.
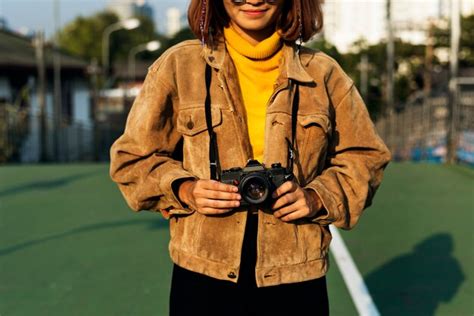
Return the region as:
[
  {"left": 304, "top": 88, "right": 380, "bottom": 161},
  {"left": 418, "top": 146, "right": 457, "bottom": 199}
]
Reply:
[
  {"left": 272, "top": 181, "right": 323, "bottom": 222},
  {"left": 178, "top": 180, "right": 241, "bottom": 215}
]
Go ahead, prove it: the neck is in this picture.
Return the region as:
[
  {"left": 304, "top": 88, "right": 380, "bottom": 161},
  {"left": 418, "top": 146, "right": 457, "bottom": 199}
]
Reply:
[{"left": 229, "top": 21, "right": 275, "bottom": 46}]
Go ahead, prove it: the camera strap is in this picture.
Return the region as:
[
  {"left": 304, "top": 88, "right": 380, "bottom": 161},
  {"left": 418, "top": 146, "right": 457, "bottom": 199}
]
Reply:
[
  {"left": 204, "top": 64, "right": 221, "bottom": 180},
  {"left": 204, "top": 65, "right": 299, "bottom": 180},
  {"left": 286, "top": 79, "right": 299, "bottom": 176}
]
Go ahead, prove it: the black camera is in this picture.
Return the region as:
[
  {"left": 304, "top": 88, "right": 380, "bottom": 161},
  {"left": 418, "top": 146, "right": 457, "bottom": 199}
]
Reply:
[{"left": 220, "top": 160, "right": 293, "bottom": 207}]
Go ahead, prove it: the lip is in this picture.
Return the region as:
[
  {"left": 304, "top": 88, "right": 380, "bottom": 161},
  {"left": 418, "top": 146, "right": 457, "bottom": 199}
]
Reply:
[{"left": 241, "top": 9, "right": 268, "bottom": 16}]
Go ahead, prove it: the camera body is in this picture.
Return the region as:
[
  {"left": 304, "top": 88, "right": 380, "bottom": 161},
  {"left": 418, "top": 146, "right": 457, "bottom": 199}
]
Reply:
[{"left": 220, "top": 160, "right": 293, "bottom": 207}]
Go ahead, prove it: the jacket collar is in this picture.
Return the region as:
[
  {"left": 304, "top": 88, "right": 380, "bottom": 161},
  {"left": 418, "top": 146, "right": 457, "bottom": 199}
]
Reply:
[
  {"left": 202, "top": 40, "right": 314, "bottom": 84},
  {"left": 282, "top": 43, "right": 314, "bottom": 83}
]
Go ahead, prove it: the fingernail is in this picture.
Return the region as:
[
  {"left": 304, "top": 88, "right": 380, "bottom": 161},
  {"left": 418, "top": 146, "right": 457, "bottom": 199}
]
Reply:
[
  {"left": 234, "top": 202, "right": 240, "bottom": 207},
  {"left": 236, "top": 194, "right": 241, "bottom": 200}
]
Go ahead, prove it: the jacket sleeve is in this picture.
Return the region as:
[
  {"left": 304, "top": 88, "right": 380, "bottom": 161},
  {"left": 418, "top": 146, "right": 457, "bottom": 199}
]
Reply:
[
  {"left": 109, "top": 64, "right": 196, "bottom": 218},
  {"left": 305, "top": 75, "right": 391, "bottom": 230}
]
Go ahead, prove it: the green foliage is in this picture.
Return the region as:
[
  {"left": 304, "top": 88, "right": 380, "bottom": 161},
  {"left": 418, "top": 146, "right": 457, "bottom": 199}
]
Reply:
[
  {"left": 0, "top": 104, "right": 29, "bottom": 163},
  {"left": 166, "top": 28, "right": 196, "bottom": 47},
  {"left": 460, "top": 14, "right": 474, "bottom": 66},
  {"left": 305, "top": 38, "right": 343, "bottom": 64},
  {"left": 57, "top": 11, "right": 159, "bottom": 65},
  {"left": 323, "top": 14, "right": 474, "bottom": 119},
  {"left": 58, "top": 11, "right": 118, "bottom": 62},
  {"left": 57, "top": 13, "right": 198, "bottom": 70},
  {"left": 147, "top": 27, "right": 196, "bottom": 60},
  {"left": 56, "top": 8, "right": 473, "bottom": 119},
  {"left": 111, "top": 15, "right": 158, "bottom": 62},
  {"left": 433, "top": 14, "right": 474, "bottom": 67},
  {"left": 342, "top": 38, "right": 431, "bottom": 118}
]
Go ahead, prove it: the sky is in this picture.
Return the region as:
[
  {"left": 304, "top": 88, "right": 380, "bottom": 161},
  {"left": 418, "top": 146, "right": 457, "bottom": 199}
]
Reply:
[{"left": 0, "top": 0, "right": 191, "bottom": 38}]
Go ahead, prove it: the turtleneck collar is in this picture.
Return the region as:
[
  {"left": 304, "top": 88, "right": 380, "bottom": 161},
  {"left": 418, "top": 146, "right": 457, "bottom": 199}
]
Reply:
[{"left": 223, "top": 25, "right": 282, "bottom": 60}]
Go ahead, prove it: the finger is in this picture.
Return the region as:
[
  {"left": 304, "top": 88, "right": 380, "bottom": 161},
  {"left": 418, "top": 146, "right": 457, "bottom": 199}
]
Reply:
[
  {"left": 272, "top": 181, "right": 298, "bottom": 199},
  {"left": 202, "top": 180, "right": 239, "bottom": 193},
  {"left": 198, "top": 198, "right": 240, "bottom": 209},
  {"left": 193, "top": 183, "right": 239, "bottom": 199},
  {"left": 198, "top": 207, "right": 234, "bottom": 215},
  {"left": 273, "top": 203, "right": 299, "bottom": 219},
  {"left": 205, "top": 190, "right": 241, "bottom": 201},
  {"left": 280, "top": 209, "right": 309, "bottom": 222},
  {"left": 272, "top": 191, "right": 299, "bottom": 210}
]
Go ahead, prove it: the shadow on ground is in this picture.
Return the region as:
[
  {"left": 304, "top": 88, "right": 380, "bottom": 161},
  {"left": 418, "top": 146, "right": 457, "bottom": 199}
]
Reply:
[
  {"left": 0, "top": 218, "right": 168, "bottom": 256},
  {"left": 0, "top": 171, "right": 99, "bottom": 197},
  {"left": 365, "top": 233, "right": 465, "bottom": 315}
]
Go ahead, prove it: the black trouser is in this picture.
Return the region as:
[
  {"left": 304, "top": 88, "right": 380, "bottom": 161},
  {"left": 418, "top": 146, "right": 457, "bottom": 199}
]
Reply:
[{"left": 169, "top": 213, "right": 329, "bottom": 316}]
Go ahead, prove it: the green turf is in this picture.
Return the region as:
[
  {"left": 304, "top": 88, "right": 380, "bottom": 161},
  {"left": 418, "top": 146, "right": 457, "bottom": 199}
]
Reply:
[
  {"left": 0, "top": 164, "right": 172, "bottom": 315},
  {"left": 0, "top": 163, "right": 357, "bottom": 315},
  {"left": 326, "top": 253, "right": 358, "bottom": 315},
  {"left": 340, "top": 162, "right": 474, "bottom": 315},
  {"left": 1, "top": 163, "right": 472, "bottom": 315}
]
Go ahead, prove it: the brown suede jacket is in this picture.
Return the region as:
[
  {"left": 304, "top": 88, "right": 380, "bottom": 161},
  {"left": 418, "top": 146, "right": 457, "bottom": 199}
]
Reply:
[{"left": 110, "top": 39, "right": 391, "bottom": 287}]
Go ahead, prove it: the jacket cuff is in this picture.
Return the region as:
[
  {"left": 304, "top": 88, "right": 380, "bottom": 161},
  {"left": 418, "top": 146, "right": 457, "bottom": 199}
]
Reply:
[
  {"left": 159, "top": 169, "right": 197, "bottom": 217},
  {"left": 304, "top": 179, "right": 342, "bottom": 225}
]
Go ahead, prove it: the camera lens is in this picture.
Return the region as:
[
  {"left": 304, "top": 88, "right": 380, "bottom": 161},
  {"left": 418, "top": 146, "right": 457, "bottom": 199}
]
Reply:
[
  {"left": 248, "top": 182, "right": 265, "bottom": 199},
  {"left": 240, "top": 175, "right": 270, "bottom": 205}
]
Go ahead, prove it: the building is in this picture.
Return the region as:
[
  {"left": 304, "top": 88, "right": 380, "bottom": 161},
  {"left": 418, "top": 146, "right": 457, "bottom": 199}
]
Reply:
[
  {"left": 166, "top": 7, "right": 182, "bottom": 37},
  {"left": 107, "top": 0, "right": 154, "bottom": 21},
  {"left": 0, "top": 29, "right": 93, "bottom": 162},
  {"left": 391, "top": 0, "right": 449, "bottom": 45},
  {"left": 322, "top": 1, "right": 386, "bottom": 52},
  {"left": 322, "top": 0, "right": 474, "bottom": 53}
]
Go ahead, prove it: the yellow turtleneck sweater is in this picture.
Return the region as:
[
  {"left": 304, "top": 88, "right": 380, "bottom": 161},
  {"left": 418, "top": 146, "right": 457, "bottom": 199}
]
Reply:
[{"left": 224, "top": 26, "right": 283, "bottom": 162}]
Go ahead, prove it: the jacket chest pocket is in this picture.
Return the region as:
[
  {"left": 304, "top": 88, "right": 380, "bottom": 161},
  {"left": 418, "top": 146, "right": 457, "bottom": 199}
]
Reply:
[
  {"left": 177, "top": 106, "right": 222, "bottom": 178},
  {"left": 296, "top": 113, "right": 332, "bottom": 184}
]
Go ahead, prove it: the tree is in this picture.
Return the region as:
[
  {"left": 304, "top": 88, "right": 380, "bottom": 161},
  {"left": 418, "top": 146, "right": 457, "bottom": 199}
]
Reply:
[
  {"left": 57, "top": 11, "right": 160, "bottom": 65},
  {"left": 305, "top": 37, "right": 343, "bottom": 64},
  {"left": 166, "top": 27, "right": 196, "bottom": 48},
  {"left": 340, "top": 38, "right": 429, "bottom": 118},
  {"left": 58, "top": 11, "right": 117, "bottom": 62},
  {"left": 147, "top": 27, "right": 196, "bottom": 60},
  {"left": 0, "top": 103, "right": 29, "bottom": 163},
  {"left": 460, "top": 14, "right": 474, "bottom": 67},
  {"left": 432, "top": 14, "right": 474, "bottom": 67}
]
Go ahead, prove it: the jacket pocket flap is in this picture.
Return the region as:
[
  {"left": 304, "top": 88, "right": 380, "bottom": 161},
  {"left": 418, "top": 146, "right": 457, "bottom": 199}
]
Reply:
[
  {"left": 177, "top": 107, "right": 222, "bottom": 136},
  {"left": 298, "top": 114, "right": 331, "bottom": 135}
]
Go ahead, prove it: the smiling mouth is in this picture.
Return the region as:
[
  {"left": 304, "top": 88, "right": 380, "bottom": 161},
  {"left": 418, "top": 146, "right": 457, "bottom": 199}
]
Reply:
[{"left": 242, "top": 9, "right": 268, "bottom": 16}]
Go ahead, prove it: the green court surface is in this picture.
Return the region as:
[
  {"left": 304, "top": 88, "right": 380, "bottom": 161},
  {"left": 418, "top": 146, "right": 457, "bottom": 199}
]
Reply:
[
  {"left": 0, "top": 163, "right": 472, "bottom": 315},
  {"left": 340, "top": 162, "right": 474, "bottom": 316}
]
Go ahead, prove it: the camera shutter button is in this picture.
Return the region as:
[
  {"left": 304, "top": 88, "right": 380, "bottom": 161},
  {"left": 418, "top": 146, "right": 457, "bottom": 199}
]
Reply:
[
  {"left": 271, "top": 163, "right": 282, "bottom": 168},
  {"left": 227, "top": 272, "right": 237, "bottom": 279}
]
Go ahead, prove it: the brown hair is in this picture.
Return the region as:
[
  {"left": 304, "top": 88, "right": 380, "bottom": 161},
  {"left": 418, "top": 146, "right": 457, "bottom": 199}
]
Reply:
[{"left": 188, "top": 0, "right": 324, "bottom": 44}]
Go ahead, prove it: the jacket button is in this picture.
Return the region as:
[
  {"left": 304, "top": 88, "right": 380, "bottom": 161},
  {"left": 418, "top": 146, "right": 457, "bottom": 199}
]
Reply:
[
  {"left": 186, "top": 120, "right": 194, "bottom": 129},
  {"left": 227, "top": 272, "right": 237, "bottom": 279}
]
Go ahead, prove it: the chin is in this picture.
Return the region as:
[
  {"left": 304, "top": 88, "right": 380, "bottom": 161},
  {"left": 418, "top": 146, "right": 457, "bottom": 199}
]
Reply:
[{"left": 238, "top": 21, "right": 271, "bottom": 32}]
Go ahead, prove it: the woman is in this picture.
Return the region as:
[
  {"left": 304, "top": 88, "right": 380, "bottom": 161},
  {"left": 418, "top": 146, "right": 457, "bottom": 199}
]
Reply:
[{"left": 110, "top": 0, "right": 391, "bottom": 315}]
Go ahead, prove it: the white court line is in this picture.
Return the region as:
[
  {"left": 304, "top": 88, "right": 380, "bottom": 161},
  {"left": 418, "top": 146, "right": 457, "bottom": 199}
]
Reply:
[{"left": 329, "top": 225, "right": 380, "bottom": 316}]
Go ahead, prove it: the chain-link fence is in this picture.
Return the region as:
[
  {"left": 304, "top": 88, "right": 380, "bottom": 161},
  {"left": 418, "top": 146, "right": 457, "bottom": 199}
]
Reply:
[
  {"left": 376, "top": 88, "right": 474, "bottom": 165},
  {"left": 3, "top": 89, "right": 473, "bottom": 165},
  {"left": 0, "top": 104, "right": 29, "bottom": 163},
  {"left": 0, "top": 103, "right": 123, "bottom": 163}
]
